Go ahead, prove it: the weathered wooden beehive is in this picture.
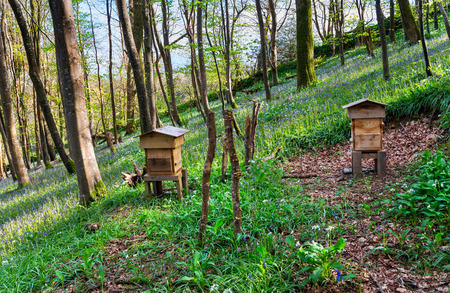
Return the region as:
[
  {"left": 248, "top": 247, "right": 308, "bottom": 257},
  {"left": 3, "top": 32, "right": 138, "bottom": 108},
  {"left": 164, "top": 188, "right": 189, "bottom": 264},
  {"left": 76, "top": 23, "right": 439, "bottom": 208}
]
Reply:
[
  {"left": 342, "top": 98, "right": 388, "bottom": 152},
  {"left": 139, "top": 126, "right": 189, "bottom": 175}
]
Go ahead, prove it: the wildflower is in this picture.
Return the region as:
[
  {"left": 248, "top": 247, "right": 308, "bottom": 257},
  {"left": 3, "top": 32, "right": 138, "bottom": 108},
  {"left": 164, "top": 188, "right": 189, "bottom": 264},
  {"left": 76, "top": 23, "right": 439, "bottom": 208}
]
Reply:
[
  {"left": 223, "top": 289, "right": 232, "bottom": 293},
  {"left": 2, "top": 260, "right": 8, "bottom": 266},
  {"left": 334, "top": 269, "right": 343, "bottom": 282},
  {"left": 390, "top": 188, "right": 395, "bottom": 192},
  {"left": 296, "top": 241, "right": 301, "bottom": 247},
  {"left": 210, "top": 284, "right": 219, "bottom": 292},
  {"left": 262, "top": 200, "right": 269, "bottom": 203},
  {"left": 325, "top": 226, "right": 334, "bottom": 232},
  {"left": 311, "top": 225, "right": 320, "bottom": 230}
]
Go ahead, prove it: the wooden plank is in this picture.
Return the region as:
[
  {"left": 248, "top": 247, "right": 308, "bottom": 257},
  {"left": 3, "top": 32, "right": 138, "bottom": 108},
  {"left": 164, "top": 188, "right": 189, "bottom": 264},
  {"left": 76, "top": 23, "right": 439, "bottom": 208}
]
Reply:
[
  {"left": 354, "top": 118, "right": 382, "bottom": 134},
  {"left": 361, "top": 152, "right": 378, "bottom": 159},
  {"left": 352, "top": 151, "right": 363, "bottom": 179},
  {"left": 143, "top": 172, "right": 182, "bottom": 182},
  {"left": 347, "top": 104, "right": 385, "bottom": 119},
  {"left": 377, "top": 151, "right": 387, "bottom": 179},
  {"left": 140, "top": 133, "right": 175, "bottom": 149},
  {"left": 182, "top": 168, "right": 188, "bottom": 190},
  {"left": 354, "top": 133, "right": 381, "bottom": 151}
]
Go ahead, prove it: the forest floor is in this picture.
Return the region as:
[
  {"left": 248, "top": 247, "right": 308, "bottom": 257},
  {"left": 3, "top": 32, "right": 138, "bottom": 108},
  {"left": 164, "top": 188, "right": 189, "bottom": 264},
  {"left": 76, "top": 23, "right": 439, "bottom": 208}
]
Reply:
[{"left": 283, "top": 118, "right": 449, "bottom": 292}]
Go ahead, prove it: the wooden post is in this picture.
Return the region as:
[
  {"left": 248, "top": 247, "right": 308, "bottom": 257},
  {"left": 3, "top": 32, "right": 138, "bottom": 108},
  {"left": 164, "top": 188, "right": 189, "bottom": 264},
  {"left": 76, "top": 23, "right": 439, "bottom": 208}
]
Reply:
[
  {"left": 352, "top": 150, "right": 363, "bottom": 179},
  {"left": 182, "top": 168, "right": 188, "bottom": 190},
  {"left": 377, "top": 151, "right": 387, "bottom": 179}
]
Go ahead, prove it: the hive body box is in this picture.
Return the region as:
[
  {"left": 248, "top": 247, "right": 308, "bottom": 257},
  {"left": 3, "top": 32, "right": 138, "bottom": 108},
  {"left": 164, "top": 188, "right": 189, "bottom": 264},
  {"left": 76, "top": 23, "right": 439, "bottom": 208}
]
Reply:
[
  {"left": 342, "top": 98, "right": 389, "bottom": 179},
  {"left": 140, "top": 126, "right": 188, "bottom": 175},
  {"left": 342, "top": 98, "right": 388, "bottom": 152},
  {"left": 139, "top": 126, "right": 189, "bottom": 200}
]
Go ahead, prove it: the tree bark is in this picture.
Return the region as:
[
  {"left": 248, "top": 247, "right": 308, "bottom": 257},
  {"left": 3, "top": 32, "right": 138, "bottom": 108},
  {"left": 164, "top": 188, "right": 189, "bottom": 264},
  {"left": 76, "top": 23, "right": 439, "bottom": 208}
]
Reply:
[
  {"left": 397, "top": 0, "right": 420, "bottom": 43},
  {"left": 224, "top": 110, "right": 242, "bottom": 237},
  {"left": 49, "top": 0, "right": 105, "bottom": 206},
  {"left": 0, "top": 112, "right": 17, "bottom": 180},
  {"left": 0, "top": 22, "right": 30, "bottom": 187},
  {"left": 255, "top": 0, "right": 272, "bottom": 100},
  {"left": 117, "top": 0, "right": 152, "bottom": 134},
  {"left": 143, "top": 0, "right": 157, "bottom": 130},
  {"left": 221, "top": 0, "right": 238, "bottom": 108},
  {"left": 376, "top": 0, "right": 391, "bottom": 80},
  {"left": 160, "top": 0, "right": 183, "bottom": 125},
  {"left": 418, "top": 0, "right": 433, "bottom": 77},
  {"left": 268, "top": 0, "right": 279, "bottom": 86},
  {"left": 434, "top": 1, "right": 439, "bottom": 30},
  {"left": 8, "top": 0, "right": 75, "bottom": 174},
  {"left": 107, "top": 0, "right": 118, "bottom": 143},
  {"left": 390, "top": 0, "right": 396, "bottom": 42},
  {"left": 438, "top": 0, "right": 450, "bottom": 40},
  {"left": 297, "top": 0, "right": 317, "bottom": 88}
]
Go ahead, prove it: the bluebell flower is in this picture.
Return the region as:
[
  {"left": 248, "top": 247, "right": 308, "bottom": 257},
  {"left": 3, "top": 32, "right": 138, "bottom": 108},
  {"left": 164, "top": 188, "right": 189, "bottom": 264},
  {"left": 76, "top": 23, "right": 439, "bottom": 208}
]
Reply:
[{"left": 334, "top": 269, "right": 343, "bottom": 282}]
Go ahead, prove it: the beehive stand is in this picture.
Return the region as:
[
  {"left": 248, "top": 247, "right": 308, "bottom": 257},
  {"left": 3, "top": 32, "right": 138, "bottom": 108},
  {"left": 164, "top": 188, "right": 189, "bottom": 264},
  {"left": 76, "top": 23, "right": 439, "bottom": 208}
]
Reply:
[
  {"left": 143, "top": 168, "right": 188, "bottom": 200},
  {"left": 343, "top": 98, "right": 389, "bottom": 180}
]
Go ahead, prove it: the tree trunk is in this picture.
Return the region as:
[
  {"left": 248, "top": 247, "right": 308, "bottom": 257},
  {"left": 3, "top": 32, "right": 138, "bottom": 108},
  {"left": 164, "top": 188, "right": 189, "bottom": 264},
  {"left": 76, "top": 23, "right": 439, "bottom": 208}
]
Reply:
[
  {"left": 0, "top": 112, "right": 17, "bottom": 180},
  {"left": 221, "top": 0, "right": 238, "bottom": 108},
  {"left": 160, "top": 0, "right": 183, "bottom": 125},
  {"left": 297, "top": 0, "right": 317, "bottom": 88},
  {"left": 397, "top": 0, "right": 421, "bottom": 43},
  {"left": 117, "top": 0, "right": 152, "bottom": 134},
  {"left": 418, "top": 0, "right": 433, "bottom": 76},
  {"left": 438, "top": 0, "right": 450, "bottom": 40},
  {"left": 376, "top": 0, "right": 391, "bottom": 80},
  {"left": 255, "top": 0, "right": 272, "bottom": 100},
  {"left": 49, "top": 0, "right": 105, "bottom": 206},
  {"left": 224, "top": 110, "right": 243, "bottom": 237},
  {"left": 426, "top": 0, "right": 430, "bottom": 34},
  {"left": 268, "top": 0, "right": 279, "bottom": 86},
  {"left": 390, "top": 0, "right": 396, "bottom": 42},
  {"left": 107, "top": 0, "right": 118, "bottom": 143},
  {"left": 8, "top": 0, "right": 76, "bottom": 174},
  {"left": 143, "top": 0, "right": 157, "bottom": 130},
  {"left": 0, "top": 23, "right": 30, "bottom": 187},
  {"left": 434, "top": 1, "right": 439, "bottom": 30}
]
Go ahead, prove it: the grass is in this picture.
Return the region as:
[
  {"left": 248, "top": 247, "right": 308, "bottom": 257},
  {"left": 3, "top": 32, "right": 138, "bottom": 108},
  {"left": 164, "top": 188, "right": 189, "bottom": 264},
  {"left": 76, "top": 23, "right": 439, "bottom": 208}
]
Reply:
[{"left": 1, "top": 27, "right": 450, "bottom": 292}]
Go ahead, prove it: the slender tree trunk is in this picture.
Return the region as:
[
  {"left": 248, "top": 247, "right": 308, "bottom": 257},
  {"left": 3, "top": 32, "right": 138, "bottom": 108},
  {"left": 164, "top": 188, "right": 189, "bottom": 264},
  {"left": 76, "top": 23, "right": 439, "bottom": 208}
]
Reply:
[
  {"left": 107, "top": 0, "right": 118, "bottom": 144},
  {"left": 419, "top": 0, "right": 433, "bottom": 76},
  {"left": 434, "top": 1, "right": 439, "bottom": 29},
  {"left": 376, "top": 0, "right": 390, "bottom": 80},
  {"left": 255, "top": 0, "right": 272, "bottom": 100},
  {"left": 297, "top": 0, "right": 317, "bottom": 87},
  {"left": 438, "top": 0, "right": 450, "bottom": 40},
  {"left": 0, "top": 23, "right": 30, "bottom": 187},
  {"left": 49, "top": 0, "right": 105, "bottom": 206},
  {"left": 8, "top": 0, "right": 75, "bottom": 174},
  {"left": 398, "top": 0, "right": 421, "bottom": 43},
  {"left": 0, "top": 139, "right": 4, "bottom": 179},
  {"left": 143, "top": 0, "right": 157, "bottom": 130},
  {"left": 224, "top": 110, "right": 242, "bottom": 237},
  {"left": 426, "top": 0, "right": 431, "bottom": 34},
  {"left": 117, "top": 0, "right": 152, "bottom": 134},
  {"left": 0, "top": 112, "right": 17, "bottom": 180},
  {"left": 33, "top": 92, "right": 41, "bottom": 166},
  {"left": 390, "top": 0, "right": 396, "bottom": 42},
  {"left": 268, "top": 0, "right": 279, "bottom": 86},
  {"left": 160, "top": 0, "right": 183, "bottom": 125},
  {"left": 197, "top": 0, "right": 216, "bottom": 247},
  {"left": 221, "top": 0, "right": 238, "bottom": 108}
]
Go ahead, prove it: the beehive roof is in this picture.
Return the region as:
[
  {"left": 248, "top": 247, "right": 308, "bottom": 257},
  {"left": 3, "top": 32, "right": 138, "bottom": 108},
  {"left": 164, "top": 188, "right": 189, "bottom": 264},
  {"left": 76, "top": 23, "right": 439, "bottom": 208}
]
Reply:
[
  {"left": 140, "top": 126, "right": 189, "bottom": 138},
  {"left": 342, "top": 98, "right": 389, "bottom": 109}
]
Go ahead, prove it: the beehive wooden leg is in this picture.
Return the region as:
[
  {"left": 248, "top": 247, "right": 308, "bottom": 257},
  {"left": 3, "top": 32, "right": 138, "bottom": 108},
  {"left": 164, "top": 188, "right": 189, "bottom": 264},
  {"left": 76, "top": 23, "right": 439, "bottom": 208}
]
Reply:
[
  {"left": 144, "top": 180, "right": 151, "bottom": 197},
  {"left": 377, "top": 151, "right": 387, "bottom": 179},
  {"left": 175, "top": 174, "right": 183, "bottom": 200},
  {"left": 352, "top": 151, "right": 363, "bottom": 179},
  {"left": 152, "top": 181, "right": 158, "bottom": 197},
  {"left": 181, "top": 168, "right": 188, "bottom": 190},
  {"left": 156, "top": 181, "right": 163, "bottom": 196}
]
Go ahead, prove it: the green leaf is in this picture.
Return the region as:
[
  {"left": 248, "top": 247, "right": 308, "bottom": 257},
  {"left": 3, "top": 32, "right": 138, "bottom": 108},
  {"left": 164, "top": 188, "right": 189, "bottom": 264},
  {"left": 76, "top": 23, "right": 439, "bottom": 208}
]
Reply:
[
  {"left": 443, "top": 265, "right": 450, "bottom": 271},
  {"left": 257, "top": 245, "right": 267, "bottom": 258},
  {"left": 286, "top": 235, "right": 295, "bottom": 249},
  {"left": 342, "top": 273, "right": 357, "bottom": 280},
  {"left": 177, "top": 276, "right": 194, "bottom": 283},
  {"left": 330, "top": 260, "right": 345, "bottom": 270},
  {"left": 55, "top": 270, "right": 64, "bottom": 281},
  {"left": 333, "top": 238, "right": 346, "bottom": 250},
  {"left": 311, "top": 267, "right": 323, "bottom": 285},
  {"left": 214, "top": 218, "right": 225, "bottom": 232}
]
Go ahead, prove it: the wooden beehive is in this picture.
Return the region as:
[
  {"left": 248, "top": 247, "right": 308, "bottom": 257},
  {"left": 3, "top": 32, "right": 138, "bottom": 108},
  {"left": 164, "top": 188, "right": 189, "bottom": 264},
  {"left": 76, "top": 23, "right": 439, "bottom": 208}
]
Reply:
[
  {"left": 342, "top": 98, "right": 389, "bottom": 152},
  {"left": 139, "top": 126, "right": 189, "bottom": 175}
]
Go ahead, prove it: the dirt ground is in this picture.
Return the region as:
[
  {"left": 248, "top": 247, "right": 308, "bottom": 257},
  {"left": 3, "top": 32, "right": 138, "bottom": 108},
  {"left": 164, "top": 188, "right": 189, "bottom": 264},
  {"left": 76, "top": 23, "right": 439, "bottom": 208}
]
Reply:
[{"left": 284, "top": 118, "right": 449, "bottom": 292}]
